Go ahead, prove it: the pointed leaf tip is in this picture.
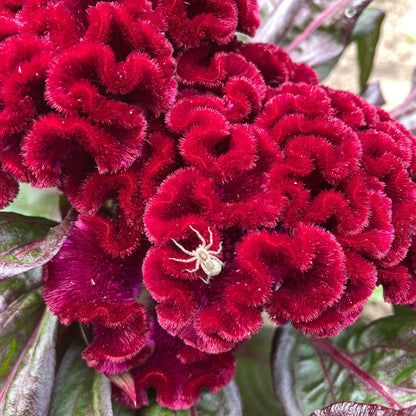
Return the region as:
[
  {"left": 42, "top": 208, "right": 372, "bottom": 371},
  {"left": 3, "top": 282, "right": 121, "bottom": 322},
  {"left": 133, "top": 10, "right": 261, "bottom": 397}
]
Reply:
[{"left": 107, "top": 372, "right": 137, "bottom": 407}]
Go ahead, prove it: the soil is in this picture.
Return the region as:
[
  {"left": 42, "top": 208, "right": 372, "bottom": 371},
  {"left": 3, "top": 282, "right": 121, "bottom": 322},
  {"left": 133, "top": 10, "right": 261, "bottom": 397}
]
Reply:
[{"left": 324, "top": 0, "right": 416, "bottom": 111}]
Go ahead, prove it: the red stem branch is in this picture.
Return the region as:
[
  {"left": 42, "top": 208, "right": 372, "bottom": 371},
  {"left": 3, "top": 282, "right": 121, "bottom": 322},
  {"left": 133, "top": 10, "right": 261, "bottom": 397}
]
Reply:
[
  {"left": 286, "top": 0, "right": 352, "bottom": 52},
  {"left": 311, "top": 336, "right": 403, "bottom": 410}
]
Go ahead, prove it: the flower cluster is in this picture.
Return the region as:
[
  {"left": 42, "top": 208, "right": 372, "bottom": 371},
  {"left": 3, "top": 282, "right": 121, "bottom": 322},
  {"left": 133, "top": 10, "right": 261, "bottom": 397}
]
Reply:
[{"left": 2, "top": 0, "right": 416, "bottom": 411}]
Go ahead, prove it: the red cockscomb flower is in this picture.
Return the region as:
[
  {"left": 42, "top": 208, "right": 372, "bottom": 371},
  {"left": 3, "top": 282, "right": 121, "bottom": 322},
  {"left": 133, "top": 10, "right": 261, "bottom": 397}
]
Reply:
[
  {"left": 43, "top": 217, "right": 150, "bottom": 374},
  {"left": 2, "top": 0, "right": 416, "bottom": 412},
  {"left": 114, "top": 319, "right": 236, "bottom": 409},
  {"left": 154, "top": 0, "right": 260, "bottom": 48}
]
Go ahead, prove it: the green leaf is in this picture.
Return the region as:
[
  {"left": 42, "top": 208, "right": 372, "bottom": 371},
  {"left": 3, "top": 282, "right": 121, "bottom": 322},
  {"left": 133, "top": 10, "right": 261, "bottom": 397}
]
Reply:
[
  {"left": 0, "top": 209, "right": 77, "bottom": 279},
  {"left": 49, "top": 343, "right": 113, "bottom": 416},
  {"left": 0, "top": 289, "right": 44, "bottom": 384},
  {"left": 235, "top": 326, "right": 283, "bottom": 416},
  {"left": 111, "top": 400, "right": 136, "bottom": 416},
  {"left": 0, "top": 268, "right": 43, "bottom": 312},
  {"left": 272, "top": 310, "right": 416, "bottom": 415},
  {"left": 138, "top": 403, "right": 188, "bottom": 416},
  {"left": 310, "top": 401, "right": 416, "bottom": 415},
  {"left": 314, "top": 55, "right": 341, "bottom": 82},
  {"left": 0, "top": 308, "right": 59, "bottom": 416},
  {"left": 196, "top": 380, "right": 243, "bottom": 416},
  {"left": 351, "top": 8, "right": 385, "bottom": 93},
  {"left": 1, "top": 183, "right": 61, "bottom": 222}
]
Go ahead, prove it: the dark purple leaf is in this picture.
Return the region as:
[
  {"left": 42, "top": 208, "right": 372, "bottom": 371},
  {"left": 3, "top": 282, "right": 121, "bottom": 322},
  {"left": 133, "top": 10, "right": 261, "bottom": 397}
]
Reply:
[
  {"left": 0, "top": 268, "right": 43, "bottom": 313},
  {"left": 254, "top": 0, "right": 372, "bottom": 69},
  {"left": 0, "top": 290, "right": 44, "bottom": 386},
  {"left": 253, "top": 0, "right": 302, "bottom": 44},
  {"left": 360, "top": 82, "right": 386, "bottom": 107},
  {"left": 390, "top": 67, "right": 416, "bottom": 133},
  {"left": 0, "top": 208, "right": 77, "bottom": 279},
  {"left": 272, "top": 310, "right": 416, "bottom": 415},
  {"left": 0, "top": 308, "right": 59, "bottom": 416},
  {"left": 309, "top": 401, "right": 416, "bottom": 415},
  {"left": 288, "top": 0, "right": 372, "bottom": 67},
  {"left": 49, "top": 343, "right": 113, "bottom": 416}
]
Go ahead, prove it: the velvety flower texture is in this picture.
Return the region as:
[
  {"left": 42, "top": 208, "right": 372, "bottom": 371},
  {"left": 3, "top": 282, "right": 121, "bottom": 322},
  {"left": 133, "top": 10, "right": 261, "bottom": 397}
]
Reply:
[
  {"left": 3, "top": 0, "right": 416, "bottom": 411},
  {"left": 114, "top": 319, "right": 235, "bottom": 410},
  {"left": 42, "top": 217, "right": 150, "bottom": 374},
  {"left": 155, "top": 0, "right": 261, "bottom": 47},
  {"left": 0, "top": 0, "right": 176, "bottom": 230}
]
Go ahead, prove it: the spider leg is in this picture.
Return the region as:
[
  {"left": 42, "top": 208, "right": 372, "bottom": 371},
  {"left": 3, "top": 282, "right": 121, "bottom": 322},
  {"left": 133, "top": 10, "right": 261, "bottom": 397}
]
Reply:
[
  {"left": 185, "top": 259, "right": 200, "bottom": 273},
  {"left": 198, "top": 275, "right": 211, "bottom": 284},
  {"left": 211, "top": 241, "right": 222, "bottom": 255},
  {"left": 205, "top": 227, "right": 214, "bottom": 250},
  {"left": 171, "top": 238, "right": 194, "bottom": 256},
  {"left": 189, "top": 225, "right": 207, "bottom": 247},
  {"left": 169, "top": 256, "right": 197, "bottom": 263}
]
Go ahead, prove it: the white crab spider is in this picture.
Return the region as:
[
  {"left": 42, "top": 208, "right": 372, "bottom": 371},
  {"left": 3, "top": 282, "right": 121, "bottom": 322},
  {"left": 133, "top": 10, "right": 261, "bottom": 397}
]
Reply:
[{"left": 169, "top": 225, "right": 224, "bottom": 284}]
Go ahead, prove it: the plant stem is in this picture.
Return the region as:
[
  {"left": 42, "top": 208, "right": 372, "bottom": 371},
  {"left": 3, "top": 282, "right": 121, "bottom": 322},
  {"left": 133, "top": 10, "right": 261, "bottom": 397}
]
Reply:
[
  {"left": 286, "top": 0, "right": 352, "bottom": 52},
  {"left": 311, "top": 336, "right": 403, "bottom": 410}
]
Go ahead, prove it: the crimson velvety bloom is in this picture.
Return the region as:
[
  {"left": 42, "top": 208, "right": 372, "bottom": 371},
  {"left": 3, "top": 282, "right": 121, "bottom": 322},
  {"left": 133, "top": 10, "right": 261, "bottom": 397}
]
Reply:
[
  {"left": 43, "top": 217, "right": 236, "bottom": 409},
  {"left": 155, "top": 0, "right": 260, "bottom": 48},
  {"left": 236, "top": 82, "right": 416, "bottom": 336},
  {"left": 0, "top": 0, "right": 176, "bottom": 205},
  {"left": 4, "top": 0, "right": 416, "bottom": 411},
  {"left": 0, "top": 167, "right": 18, "bottom": 209},
  {"left": 43, "top": 217, "right": 150, "bottom": 374},
  {"left": 114, "top": 319, "right": 236, "bottom": 409}
]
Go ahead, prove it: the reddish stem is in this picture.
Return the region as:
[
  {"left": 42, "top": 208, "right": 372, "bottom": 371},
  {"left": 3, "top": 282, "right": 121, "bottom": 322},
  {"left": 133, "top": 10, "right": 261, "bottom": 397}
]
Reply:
[
  {"left": 311, "top": 336, "right": 403, "bottom": 410},
  {"left": 286, "top": 0, "right": 352, "bottom": 52}
]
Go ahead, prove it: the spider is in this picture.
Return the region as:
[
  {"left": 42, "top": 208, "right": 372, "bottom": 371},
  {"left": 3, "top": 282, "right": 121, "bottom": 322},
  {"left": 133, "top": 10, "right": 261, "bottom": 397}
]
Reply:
[{"left": 169, "top": 225, "right": 224, "bottom": 284}]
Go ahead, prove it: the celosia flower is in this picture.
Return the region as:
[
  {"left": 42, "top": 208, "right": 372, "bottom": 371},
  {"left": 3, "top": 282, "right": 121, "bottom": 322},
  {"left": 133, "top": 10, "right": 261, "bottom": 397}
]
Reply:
[
  {"left": 155, "top": 0, "right": 261, "bottom": 48},
  {"left": 42, "top": 217, "right": 150, "bottom": 374},
  {"left": 114, "top": 319, "right": 236, "bottom": 409},
  {"left": 0, "top": 166, "right": 18, "bottom": 209},
  {"left": 3, "top": 0, "right": 416, "bottom": 411},
  {"left": 43, "top": 217, "right": 236, "bottom": 408},
  {"left": 243, "top": 82, "right": 416, "bottom": 336},
  {"left": 0, "top": 0, "right": 176, "bottom": 200}
]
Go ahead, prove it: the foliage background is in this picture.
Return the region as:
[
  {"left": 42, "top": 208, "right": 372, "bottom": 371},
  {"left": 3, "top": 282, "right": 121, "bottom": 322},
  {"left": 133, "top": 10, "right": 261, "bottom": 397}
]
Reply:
[{"left": 325, "top": 0, "right": 416, "bottom": 109}]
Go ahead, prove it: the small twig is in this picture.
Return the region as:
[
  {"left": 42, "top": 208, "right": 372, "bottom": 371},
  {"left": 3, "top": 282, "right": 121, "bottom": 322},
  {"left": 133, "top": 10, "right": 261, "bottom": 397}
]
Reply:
[{"left": 79, "top": 323, "right": 90, "bottom": 346}]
